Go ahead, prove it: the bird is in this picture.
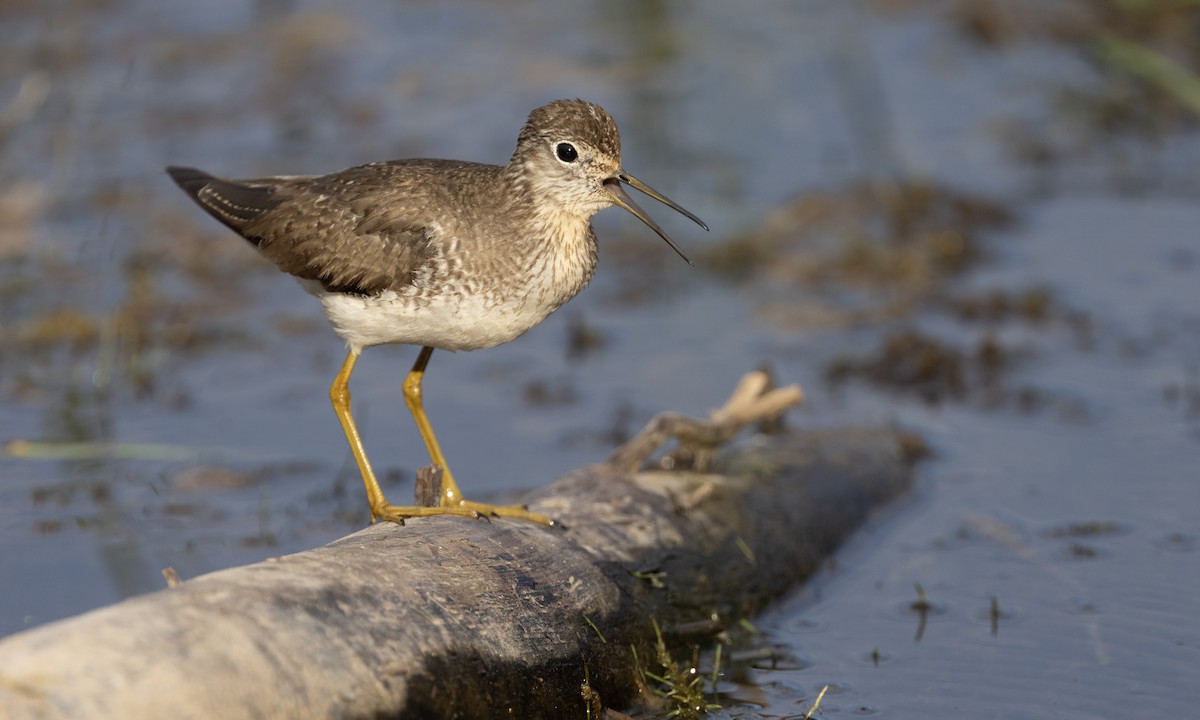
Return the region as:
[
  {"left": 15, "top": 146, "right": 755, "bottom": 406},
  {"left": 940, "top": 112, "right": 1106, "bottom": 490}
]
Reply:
[{"left": 166, "top": 98, "right": 707, "bottom": 526}]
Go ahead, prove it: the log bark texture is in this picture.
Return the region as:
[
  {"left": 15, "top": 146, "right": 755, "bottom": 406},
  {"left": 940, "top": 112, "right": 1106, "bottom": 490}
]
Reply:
[{"left": 0, "top": 427, "right": 914, "bottom": 719}]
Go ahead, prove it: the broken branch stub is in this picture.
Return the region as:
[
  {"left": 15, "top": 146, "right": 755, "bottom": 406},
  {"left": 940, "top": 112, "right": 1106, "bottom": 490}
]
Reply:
[{"left": 608, "top": 370, "right": 804, "bottom": 472}]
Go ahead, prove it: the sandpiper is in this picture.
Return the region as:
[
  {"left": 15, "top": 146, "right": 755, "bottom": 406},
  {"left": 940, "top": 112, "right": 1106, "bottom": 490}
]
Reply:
[{"left": 166, "top": 99, "right": 707, "bottom": 526}]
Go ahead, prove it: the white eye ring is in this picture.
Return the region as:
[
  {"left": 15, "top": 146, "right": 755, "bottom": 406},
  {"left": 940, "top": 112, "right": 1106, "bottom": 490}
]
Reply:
[{"left": 555, "top": 143, "right": 579, "bottom": 163}]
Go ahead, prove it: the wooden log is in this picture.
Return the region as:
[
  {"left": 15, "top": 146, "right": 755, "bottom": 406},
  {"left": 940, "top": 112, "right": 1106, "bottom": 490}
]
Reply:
[{"left": 0, "top": 377, "right": 915, "bottom": 719}]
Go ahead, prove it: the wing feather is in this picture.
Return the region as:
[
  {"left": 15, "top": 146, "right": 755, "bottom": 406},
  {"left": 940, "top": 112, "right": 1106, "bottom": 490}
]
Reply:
[{"left": 166, "top": 162, "right": 476, "bottom": 295}]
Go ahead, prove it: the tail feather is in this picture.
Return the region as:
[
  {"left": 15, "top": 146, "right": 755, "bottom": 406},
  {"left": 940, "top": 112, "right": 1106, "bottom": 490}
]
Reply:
[
  {"left": 165, "top": 165, "right": 215, "bottom": 199},
  {"left": 165, "top": 165, "right": 281, "bottom": 241}
]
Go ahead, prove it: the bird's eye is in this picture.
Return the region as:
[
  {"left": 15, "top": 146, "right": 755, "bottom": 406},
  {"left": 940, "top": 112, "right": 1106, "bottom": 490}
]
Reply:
[{"left": 555, "top": 143, "right": 578, "bottom": 163}]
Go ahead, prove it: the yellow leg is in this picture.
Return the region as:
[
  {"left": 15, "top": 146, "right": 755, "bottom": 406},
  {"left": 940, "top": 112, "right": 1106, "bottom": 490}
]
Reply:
[
  {"left": 401, "top": 346, "right": 464, "bottom": 505},
  {"left": 329, "top": 347, "right": 553, "bottom": 526},
  {"left": 330, "top": 349, "right": 479, "bottom": 524},
  {"left": 401, "top": 346, "right": 554, "bottom": 525}
]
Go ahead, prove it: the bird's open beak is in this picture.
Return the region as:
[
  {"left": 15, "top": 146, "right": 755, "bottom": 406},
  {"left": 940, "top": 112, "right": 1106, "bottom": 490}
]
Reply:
[{"left": 603, "top": 171, "right": 708, "bottom": 265}]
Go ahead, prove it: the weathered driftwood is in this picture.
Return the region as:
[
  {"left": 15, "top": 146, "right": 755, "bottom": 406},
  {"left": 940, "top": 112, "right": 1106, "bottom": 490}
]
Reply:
[{"left": 0, "top": 374, "right": 914, "bottom": 719}]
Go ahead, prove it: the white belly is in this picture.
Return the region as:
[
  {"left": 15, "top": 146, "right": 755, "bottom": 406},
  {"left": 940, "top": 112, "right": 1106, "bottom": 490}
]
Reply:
[{"left": 316, "top": 285, "right": 555, "bottom": 353}]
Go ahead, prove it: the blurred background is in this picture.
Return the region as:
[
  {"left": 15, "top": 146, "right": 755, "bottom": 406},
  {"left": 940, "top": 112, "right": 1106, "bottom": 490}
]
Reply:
[{"left": 2, "top": 0, "right": 1199, "bottom": 716}]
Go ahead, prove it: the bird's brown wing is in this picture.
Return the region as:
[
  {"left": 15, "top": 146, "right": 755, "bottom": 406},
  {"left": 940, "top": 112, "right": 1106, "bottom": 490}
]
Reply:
[{"left": 166, "top": 163, "right": 439, "bottom": 295}]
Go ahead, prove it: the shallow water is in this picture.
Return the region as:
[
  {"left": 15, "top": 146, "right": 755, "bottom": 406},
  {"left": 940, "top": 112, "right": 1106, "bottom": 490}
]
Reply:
[{"left": 2, "top": 1, "right": 1198, "bottom": 716}]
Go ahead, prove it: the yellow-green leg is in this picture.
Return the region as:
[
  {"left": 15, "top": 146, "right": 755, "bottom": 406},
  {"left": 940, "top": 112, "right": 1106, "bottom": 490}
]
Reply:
[
  {"left": 330, "top": 349, "right": 480, "bottom": 523},
  {"left": 400, "top": 346, "right": 466, "bottom": 505},
  {"left": 329, "top": 347, "right": 552, "bottom": 526},
  {"left": 402, "top": 346, "right": 553, "bottom": 524}
]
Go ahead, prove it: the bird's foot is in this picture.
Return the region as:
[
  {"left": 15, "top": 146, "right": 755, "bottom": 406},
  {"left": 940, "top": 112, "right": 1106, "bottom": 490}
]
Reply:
[
  {"left": 369, "top": 500, "right": 557, "bottom": 528},
  {"left": 453, "top": 500, "right": 558, "bottom": 527}
]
